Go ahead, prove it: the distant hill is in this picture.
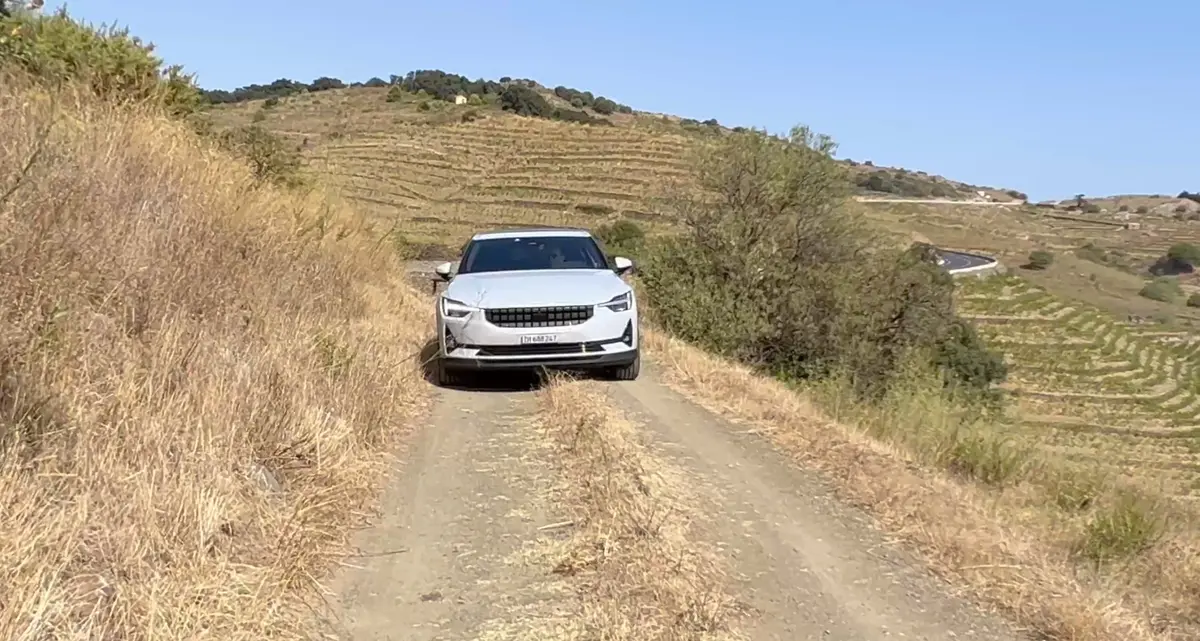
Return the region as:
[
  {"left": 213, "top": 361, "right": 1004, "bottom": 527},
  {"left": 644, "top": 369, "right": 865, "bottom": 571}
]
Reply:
[{"left": 200, "top": 69, "right": 1026, "bottom": 206}]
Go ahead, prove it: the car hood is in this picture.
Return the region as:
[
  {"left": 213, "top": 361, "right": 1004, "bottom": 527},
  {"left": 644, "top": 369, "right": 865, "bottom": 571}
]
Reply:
[{"left": 445, "top": 269, "right": 630, "bottom": 309}]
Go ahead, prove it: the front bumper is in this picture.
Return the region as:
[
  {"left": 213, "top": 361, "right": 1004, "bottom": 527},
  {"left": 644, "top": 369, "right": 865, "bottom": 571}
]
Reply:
[
  {"left": 442, "top": 348, "right": 638, "bottom": 371},
  {"left": 438, "top": 304, "right": 638, "bottom": 371}
]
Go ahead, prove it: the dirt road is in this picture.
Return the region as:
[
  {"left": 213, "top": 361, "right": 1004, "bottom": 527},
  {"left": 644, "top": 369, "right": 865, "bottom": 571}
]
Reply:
[{"left": 330, "top": 365, "right": 1027, "bottom": 640}]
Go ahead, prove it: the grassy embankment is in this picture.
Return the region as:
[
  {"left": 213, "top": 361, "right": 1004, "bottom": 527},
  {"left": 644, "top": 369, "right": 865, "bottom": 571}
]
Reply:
[{"left": 0, "top": 17, "right": 431, "bottom": 638}]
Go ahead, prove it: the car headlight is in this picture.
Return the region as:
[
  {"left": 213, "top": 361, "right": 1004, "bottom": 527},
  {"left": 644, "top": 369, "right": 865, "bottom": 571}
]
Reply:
[
  {"left": 441, "top": 297, "right": 475, "bottom": 319},
  {"left": 598, "top": 291, "right": 632, "bottom": 313}
]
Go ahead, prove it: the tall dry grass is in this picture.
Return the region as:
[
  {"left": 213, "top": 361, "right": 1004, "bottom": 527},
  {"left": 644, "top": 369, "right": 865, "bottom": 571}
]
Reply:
[
  {"left": 0, "top": 75, "right": 429, "bottom": 639},
  {"left": 643, "top": 328, "right": 1200, "bottom": 641},
  {"left": 534, "top": 376, "right": 740, "bottom": 641}
]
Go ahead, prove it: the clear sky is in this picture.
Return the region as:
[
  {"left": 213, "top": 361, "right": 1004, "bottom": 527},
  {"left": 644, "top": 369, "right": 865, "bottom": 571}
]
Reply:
[{"left": 46, "top": 0, "right": 1197, "bottom": 202}]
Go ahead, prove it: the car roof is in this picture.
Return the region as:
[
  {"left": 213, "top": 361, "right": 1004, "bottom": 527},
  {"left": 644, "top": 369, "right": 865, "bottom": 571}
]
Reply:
[{"left": 470, "top": 227, "right": 594, "bottom": 241}]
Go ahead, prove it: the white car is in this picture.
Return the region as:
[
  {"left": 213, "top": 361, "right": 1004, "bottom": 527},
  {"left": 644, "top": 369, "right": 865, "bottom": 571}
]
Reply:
[{"left": 432, "top": 227, "right": 640, "bottom": 386}]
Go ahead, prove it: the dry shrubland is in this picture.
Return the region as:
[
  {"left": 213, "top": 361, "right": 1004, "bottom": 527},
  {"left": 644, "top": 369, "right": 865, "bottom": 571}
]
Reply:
[
  {"left": 534, "top": 377, "right": 740, "bottom": 641},
  {"left": 0, "top": 74, "right": 429, "bottom": 639}
]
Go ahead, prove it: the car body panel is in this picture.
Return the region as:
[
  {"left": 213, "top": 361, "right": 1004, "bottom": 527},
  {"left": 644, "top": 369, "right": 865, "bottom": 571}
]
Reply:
[{"left": 443, "top": 269, "right": 630, "bottom": 309}]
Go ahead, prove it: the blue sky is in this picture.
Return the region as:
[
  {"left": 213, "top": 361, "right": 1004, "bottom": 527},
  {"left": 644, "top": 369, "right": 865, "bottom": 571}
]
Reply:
[{"left": 48, "top": 0, "right": 1197, "bottom": 201}]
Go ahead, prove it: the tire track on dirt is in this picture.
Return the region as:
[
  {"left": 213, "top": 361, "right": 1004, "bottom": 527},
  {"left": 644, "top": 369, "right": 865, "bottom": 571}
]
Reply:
[
  {"left": 329, "top": 366, "right": 1028, "bottom": 640},
  {"left": 331, "top": 381, "right": 565, "bottom": 641}
]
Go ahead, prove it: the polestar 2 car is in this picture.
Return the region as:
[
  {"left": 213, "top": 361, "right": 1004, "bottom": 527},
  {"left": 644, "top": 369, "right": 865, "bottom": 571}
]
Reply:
[{"left": 431, "top": 227, "right": 640, "bottom": 385}]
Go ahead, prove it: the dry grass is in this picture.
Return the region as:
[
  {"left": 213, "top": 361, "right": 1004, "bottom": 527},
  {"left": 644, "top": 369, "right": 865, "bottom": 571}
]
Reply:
[
  {"left": 642, "top": 328, "right": 1200, "bottom": 641},
  {"left": 0, "top": 76, "right": 430, "bottom": 639},
  {"left": 532, "top": 376, "right": 741, "bottom": 641}
]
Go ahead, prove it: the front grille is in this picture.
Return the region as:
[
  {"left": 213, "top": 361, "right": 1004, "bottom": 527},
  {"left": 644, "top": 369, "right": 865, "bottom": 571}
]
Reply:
[
  {"left": 485, "top": 305, "right": 594, "bottom": 328},
  {"left": 476, "top": 342, "right": 606, "bottom": 357}
]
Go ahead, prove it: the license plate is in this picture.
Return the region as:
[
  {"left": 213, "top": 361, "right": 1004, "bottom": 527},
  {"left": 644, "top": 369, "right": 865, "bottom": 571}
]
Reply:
[{"left": 520, "top": 334, "right": 558, "bottom": 345}]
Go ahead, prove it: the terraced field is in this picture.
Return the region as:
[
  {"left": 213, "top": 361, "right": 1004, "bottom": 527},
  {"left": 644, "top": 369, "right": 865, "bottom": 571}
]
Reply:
[
  {"left": 304, "top": 116, "right": 694, "bottom": 246},
  {"left": 958, "top": 275, "right": 1200, "bottom": 498},
  {"left": 208, "top": 85, "right": 1030, "bottom": 256},
  {"left": 206, "top": 87, "right": 711, "bottom": 253}
]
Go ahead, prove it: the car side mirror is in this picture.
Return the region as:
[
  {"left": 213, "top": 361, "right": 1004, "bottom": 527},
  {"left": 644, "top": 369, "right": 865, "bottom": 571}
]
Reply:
[
  {"left": 434, "top": 262, "right": 454, "bottom": 281},
  {"left": 613, "top": 256, "right": 634, "bottom": 275}
]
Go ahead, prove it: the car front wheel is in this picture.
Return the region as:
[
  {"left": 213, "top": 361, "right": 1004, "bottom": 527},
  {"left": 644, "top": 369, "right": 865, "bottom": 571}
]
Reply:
[{"left": 604, "top": 351, "right": 640, "bottom": 381}]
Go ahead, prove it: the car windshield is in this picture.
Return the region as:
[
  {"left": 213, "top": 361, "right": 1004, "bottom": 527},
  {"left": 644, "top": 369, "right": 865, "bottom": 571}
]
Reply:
[{"left": 459, "top": 235, "right": 608, "bottom": 274}]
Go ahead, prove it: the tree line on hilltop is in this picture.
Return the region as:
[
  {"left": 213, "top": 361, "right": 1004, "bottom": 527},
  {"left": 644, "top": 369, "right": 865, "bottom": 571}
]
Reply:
[{"left": 201, "top": 69, "right": 632, "bottom": 114}]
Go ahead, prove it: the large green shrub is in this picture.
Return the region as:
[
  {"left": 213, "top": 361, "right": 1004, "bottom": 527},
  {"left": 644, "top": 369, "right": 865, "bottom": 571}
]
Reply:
[
  {"left": 499, "top": 84, "right": 552, "bottom": 117},
  {"left": 0, "top": 7, "right": 201, "bottom": 115},
  {"left": 593, "top": 219, "right": 646, "bottom": 259},
  {"left": 1166, "top": 242, "right": 1200, "bottom": 267},
  {"left": 1139, "top": 277, "right": 1182, "bottom": 303},
  {"left": 637, "top": 126, "right": 1006, "bottom": 399},
  {"left": 1025, "top": 250, "right": 1054, "bottom": 270}
]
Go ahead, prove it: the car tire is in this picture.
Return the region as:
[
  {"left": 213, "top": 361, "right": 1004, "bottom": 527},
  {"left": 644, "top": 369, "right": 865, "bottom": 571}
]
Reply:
[{"left": 606, "top": 351, "right": 640, "bottom": 381}]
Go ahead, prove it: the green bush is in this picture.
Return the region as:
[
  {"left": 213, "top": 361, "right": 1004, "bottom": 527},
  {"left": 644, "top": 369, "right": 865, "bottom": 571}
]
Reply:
[
  {"left": 593, "top": 219, "right": 645, "bottom": 258},
  {"left": 1138, "top": 277, "right": 1182, "bottom": 303},
  {"left": 637, "top": 126, "right": 1006, "bottom": 399},
  {"left": 592, "top": 97, "right": 617, "bottom": 114},
  {"left": 1187, "top": 293, "right": 1200, "bottom": 308},
  {"left": 385, "top": 85, "right": 403, "bottom": 102},
  {"left": 0, "top": 7, "right": 201, "bottom": 116},
  {"left": 552, "top": 107, "right": 609, "bottom": 125},
  {"left": 1166, "top": 242, "right": 1200, "bottom": 266},
  {"left": 1025, "top": 250, "right": 1054, "bottom": 270},
  {"left": 499, "top": 84, "right": 552, "bottom": 117},
  {"left": 214, "top": 125, "right": 303, "bottom": 187}
]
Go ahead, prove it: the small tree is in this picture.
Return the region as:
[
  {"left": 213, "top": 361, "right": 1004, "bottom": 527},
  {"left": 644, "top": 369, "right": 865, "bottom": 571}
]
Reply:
[
  {"left": 216, "top": 125, "right": 303, "bottom": 187},
  {"left": 499, "top": 84, "right": 552, "bottom": 117},
  {"left": 1167, "top": 243, "right": 1200, "bottom": 267},
  {"left": 1139, "top": 277, "right": 1182, "bottom": 303},
  {"left": 592, "top": 96, "right": 617, "bottom": 114},
  {"left": 1025, "top": 250, "right": 1054, "bottom": 270}
]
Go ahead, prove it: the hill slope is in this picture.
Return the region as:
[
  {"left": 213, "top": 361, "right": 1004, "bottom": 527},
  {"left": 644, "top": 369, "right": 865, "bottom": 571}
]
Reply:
[{"left": 202, "top": 80, "right": 1023, "bottom": 254}]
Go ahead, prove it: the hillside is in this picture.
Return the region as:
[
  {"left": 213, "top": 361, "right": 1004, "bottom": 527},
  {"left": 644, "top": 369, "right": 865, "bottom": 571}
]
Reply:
[
  {"left": 204, "top": 75, "right": 1200, "bottom": 318},
  {"left": 200, "top": 72, "right": 1023, "bottom": 258}
]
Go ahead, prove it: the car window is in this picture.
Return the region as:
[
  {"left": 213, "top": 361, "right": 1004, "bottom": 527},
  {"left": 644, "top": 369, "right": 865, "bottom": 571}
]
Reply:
[{"left": 459, "top": 235, "right": 608, "bottom": 274}]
